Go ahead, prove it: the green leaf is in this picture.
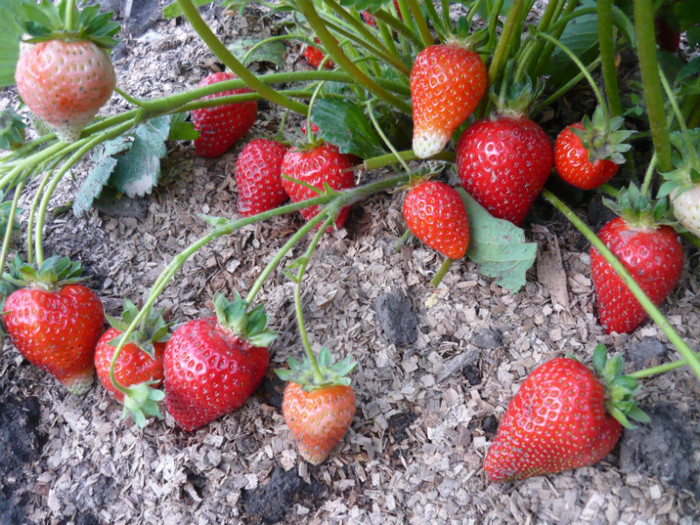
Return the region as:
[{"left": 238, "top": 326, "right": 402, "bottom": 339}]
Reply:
[
  {"left": 0, "top": 0, "right": 33, "bottom": 87},
  {"left": 162, "top": 0, "right": 219, "bottom": 19},
  {"left": 227, "top": 37, "right": 286, "bottom": 69},
  {"left": 592, "top": 343, "right": 607, "bottom": 374},
  {"left": 108, "top": 116, "right": 170, "bottom": 198},
  {"left": 311, "top": 98, "right": 385, "bottom": 159},
  {"left": 458, "top": 188, "right": 537, "bottom": 293},
  {"left": 168, "top": 113, "right": 199, "bottom": 141}
]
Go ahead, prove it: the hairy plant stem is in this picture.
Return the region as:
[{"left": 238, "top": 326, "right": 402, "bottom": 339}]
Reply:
[
  {"left": 596, "top": 0, "right": 622, "bottom": 117},
  {"left": 542, "top": 189, "right": 700, "bottom": 382},
  {"left": 0, "top": 182, "right": 25, "bottom": 276},
  {"left": 65, "top": 0, "right": 76, "bottom": 32},
  {"left": 430, "top": 257, "right": 453, "bottom": 287},
  {"left": 363, "top": 150, "right": 455, "bottom": 171},
  {"left": 406, "top": 0, "right": 433, "bottom": 48},
  {"left": 485, "top": 0, "right": 505, "bottom": 53},
  {"left": 374, "top": 11, "right": 422, "bottom": 47},
  {"left": 530, "top": 57, "right": 602, "bottom": 117},
  {"left": 629, "top": 351, "right": 700, "bottom": 379},
  {"left": 488, "top": 0, "right": 524, "bottom": 87},
  {"left": 523, "top": 0, "right": 566, "bottom": 79},
  {"left": 633, "top": 0, "right": 672, "bottom": 172},
  {"left": 532, "top": 0, "right": 578, "bottom": 79}
]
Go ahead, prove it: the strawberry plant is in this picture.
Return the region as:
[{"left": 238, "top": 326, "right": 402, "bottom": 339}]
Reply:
[{"left": 0, "top": 0, "right": 699, "bottom": 505}]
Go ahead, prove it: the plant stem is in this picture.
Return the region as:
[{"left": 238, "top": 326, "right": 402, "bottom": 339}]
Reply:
[
  {"left": 0, "top": 182, "right": 25, "bottom": 276},
  {"left": 542, "top": 189, "right": 700, "bottom": 382},
  {"left": 430, "top": 257, "right": 453, "bottom": 287},
  {"left": 406, "top": 0, "right": 434, "bottom": 48},
  {"left": 633, "top": 0, "right": 672, "bottom": 172},
  {"left": 363, "top": 150, "right": 455, "bottom": 171},
  {"left": 597, "top": 0, "right": 622, "bottom": 117},
  {"left": 488, "top": 0, "right": 524, "bottom": 86},
  {"left": 374, "top": 11, "right": 422, "bottom": 47},
  {"left": 65, "top": 0, "right": 76, "bottom": 32},
  {"left": 640, "top": 152, "right": 657, "bottom": 196},
  {"left": 629, "top": 351, "right": 700, "bottom": 379},
  {"left": 530, "top": 57, "right": 602, "bottom": 117},
  {"left": 533, "top": 0, "right": 578, "bottom": 79}
]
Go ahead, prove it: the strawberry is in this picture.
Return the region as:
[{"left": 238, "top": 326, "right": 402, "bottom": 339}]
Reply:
[
  {"left": 303, "top": 38, "right": 334, "bottom": 69},
  {"left": 661, "top": 131, "right": 700, "bottom": 238},
  {"left": 590, "top": 205, "right": 683, "bottom": 334},
  {"left": 192, "top": 71, "right": 257, "bottom": 157},
  {"left": 3, "top": 256, "right": 105, "bottom": 395},
  {"left": 235, "top": 138, "right": 289, "bottom": 216},
  {"left": 15, "top": 39, "right": 116, "bottom": 143},
  {"left": 281, "top": 142, "right": 356, "bottom": 230},
  {"left": 163, "top": 293, "right": 274, "bottom": 432},
  {"left": 94, "top": 300, "right": 169, "bottom": 426},
  {"left": 554, "top": 107, "right": 635, "bottom": 190},
  {"left": 410, "top": 43, "right": 487, "bottom": 158},
  {"left": 278, "top": 347, "right": 357, "bottom": 465},
  {"left": 484, "top": 345, "right": 648, "bottom": 482},
  {"left": 456, "top": 114, "right": 553, "bottom": 226},
  {"left": 402, "top": 179, "right": 470, "bottom": 259},
  {"left": 670, "top": 182, "right": 700, "bottom": 238}
]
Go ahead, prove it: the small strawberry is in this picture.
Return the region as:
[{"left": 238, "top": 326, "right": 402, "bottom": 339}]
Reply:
[
  {"left": 277, "top": 347, "right": 357, "bottom": 465},
  {"left": 670, "top": 183, "right": 700, "bottom": 238},
  {"left": 484, "top": 345, "right": 649, "bottom": 482},
  {"left": 3, "top": 256, "right": 105, "bottom": 395},
  {"left": 456, "top": 113, "right": 553, "bottom": 226},
  {"left": 192, "top": 71, "right": 258, "bottom": 157},
  {"left": 163, "top": 293, "right": 274, "bottom": 432},
  {"left": 590, "top": 187, "right": 684, "bottom": 334},
  {"left": 402, "top": 179, "right": 470, "bottom": 259},
  {"left": 94, "top": 299, "right": 169, "bottom": 427},
  {"left": 660, "top": 130, "right": 700, "bottom": 238},
  {"left": 303, "top": 38, "right": 334, "bottom": 69},
  {"left": 235, "top": 138, "right": 289, "bottom": 216},
  {"left": 410, "top": 43, "right": 487, "bottom": 158},
  {"left": 281, "top": 142, "right": 356, "bottom": 230},
  {"left": 554, "top": 106, "right": 635, "bottom": 190}
]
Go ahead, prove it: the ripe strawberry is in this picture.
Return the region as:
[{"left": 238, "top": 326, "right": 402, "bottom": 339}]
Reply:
[
  {"left": 591, "top": 216, "right": 683, "bottom": 334},
  {"left": 554, "top": 107, "right": 635, "bottom": 190},
  {"left": 456, "top": 114, "right": 553, "bottom": 226},
  {"left": 402, "top": 180, "right": 470, "bottom": 259},
  {"left": 410, "top": 43, "right": 487, "bottom": 158},
  {"left": 15, "top": 39, "right": 116, "bottom": 143},
  {"left": 281, "top": 142, "right": 356, "bottom": 230},
  {"left": 3, "top": 256, "right": 105, "bottom": 395},
  {"left": 235, "top": 138, "right": 289, "bottom": 216},
  {"left": 192, "top": 71, "right": 257, "bottom": 157},
  {"left": 303, "top": 38, "right": 334, "bottom": 69},
  {"left": 485, "top": 346, "right": 648, "bottom": 482},
  {"left": 94, "top": 300, "right": 169, "bottom": 426},
  {"left": 163, "top": 293, "right": 274, "bottom": 432},
  {"left": 278, "top": 347, "right": 357, "bottom": 465}
]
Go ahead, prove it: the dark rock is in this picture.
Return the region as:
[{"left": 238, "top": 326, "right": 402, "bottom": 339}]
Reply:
[
  {"left": 482, "top": 415, "right": 499, "bottom": 435},
  {"left": 619, "top": 402, "right": 700, "bottom": 498},
  {"left": 388, "top": 411, "right": 416, "bottom": 444},
  {"left": 472, "top": 329, "right": 502, "bottom": 350},
  {"left": 373, "top": 290, "right": 418, "bottom": 347},
  {"left": 258, "top": 373, "right": 286, "bottom": 411},
  {"left": 462, "top": 364, "right": 482, "bottom": 386},
  {"left": 241, "top": 465, "right": 324, "bottom": 524},
  {"left": 625, "top": 337, "right": 668, "bottom": 370},
  {"left": 74, "top": 511, "right": 102, "bottom": 525}
]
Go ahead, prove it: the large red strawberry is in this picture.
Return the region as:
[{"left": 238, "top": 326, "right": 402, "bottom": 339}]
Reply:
[
  {"left": 456, "top": 114, "right": 553, "bottom": 226},
  {"left": 410, "top": 43, "right": 487, "bottom": 158},
  {"left": 590, "top": 196, "right": 684, "bottom": 334},
  {"left": 192, "top": 71, "right": 257, "bottom": 157},
  {"left": 94, "top": 299, "right": 169, "bottom": 427},
  {"left": 235, "top": 138, "right": 289, "bottom": 216},
  {"left": 484, "top": 345, "right": 648, "bottom": 482},
  {"left": 402, "top": 179, "right": 470, "bottom": 259},
  {"left": 554, "top": 107, "right": 635, "bottom": 190},
  {"left": 163, "top": 293, "right": 274, "bottom": 432},
  {"left": 278, "top": 347, "right": 357, "bottom": 465},
  {"left": 3, "top": 256, "right": 105, "bottom": 395},
  {"left": 281, "top": 142, "right": 356, "bottom": 230}
]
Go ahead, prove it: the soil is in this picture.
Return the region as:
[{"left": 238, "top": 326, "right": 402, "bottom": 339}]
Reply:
[{"left": 1, "top": 2, "right": 699, "bottom": 525}]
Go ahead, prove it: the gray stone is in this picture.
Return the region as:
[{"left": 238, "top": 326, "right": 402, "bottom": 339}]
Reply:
[
  {"left": 472, "top": 328, "right": 502, "bottom": 349},
  {"left": 626, "top": 337, "right": 668, "bottom": 370},
  {"left": 374, "top": 290, "right": 418, "bottom": 347}
]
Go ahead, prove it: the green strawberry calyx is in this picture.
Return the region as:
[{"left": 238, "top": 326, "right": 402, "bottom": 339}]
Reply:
[
  {"left": 570, "top": 105, "right": 636, "bottom": 164},
  {"left": 491, "top": 69, "right": 544, "bottom": 118},
  {"left": 21, "top": 0, "right": 120, "bottom": 48},
  {"left": 658, "top": 130, "right": 700, "bottom": 200},
  {"left": 276, "top": 347, "right": 357, "bottom": 392},
  {"left": 121, "top": 379, "right": 166, "bottom": 429},
  {"left": 213, "top": 292, "right": 277, "bottom": 347},
  {"left": 603, "top": 183, "right": 672, "bottom": 231},
  {"left": 589, "top": 343, "right": 650, "bottom": 429},
  {"left": 107, "top": 299, "right": 171, "bottom": 360},
  {"left": 2, "top": 254, "right": 86, "bottom": 292}
]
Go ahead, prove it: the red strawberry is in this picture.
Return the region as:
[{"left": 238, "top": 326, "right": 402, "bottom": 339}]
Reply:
[
  {"left": 163, "top": 293, "right": 274, "bottom": 432},
  {"left": 456, "top": 114, "right": 553, "bottom": 226},
  {"left": 235, "top": 138, "right": 289, "bottom": 216},
  {"left": 3, "top": 257, "right": 105, "bottom": 395},
  {"left": 278, "top": 347, "right": 357, "bottom": 465},
  {"left": 402, "top": 180, "right": 470, "bottom": 259},
  {"left": 192, "top": 71, "right": 257, "bottom": 157},
  {"left": 554, "top": 107, "right": 634, "bottom": 190},
  {"left": 410, "top": 43, "right": 487, "bottom": 158},
  {"left": 15, "top": 39, "right": 116, "bottom": 143},
  {"left": 303, "top": 38, "right": 334, "bottom": 69},
  {"left": 591, "top": 216, "right": 683, "bottom": 334},
  {"left": 281, "top": 142, "right": 356, "bottom": 230},
  {"left": 94, "top": 300, "right": 169, "bottom": 426},
  {"left": 484, "top": 346, "right": 647, "bottom": 482}
]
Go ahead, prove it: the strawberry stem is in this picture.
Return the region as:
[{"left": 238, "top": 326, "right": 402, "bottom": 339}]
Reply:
[
  {"left": 406, "top": 0, "right": 434, "bottom": 48},
  {"left": 596, "top": 0, "right": 623, "bottom": 118},
  {"left": 64, "top": 0, "right": 76, "bottom": 33},
  {"left": 628, "top": 350, "right": 700, "bottom": 379},
  {"left": 542, "top": 188, "right": 700, "bottom": 382},
  {"left": 365, "top": 100, "right": 411, "bottom": 173},
  {"left": 488, "top": 0, "right": 524, "bottom": 87},
  {"left": 430, "top": 257, "right": 453, "bottom": 287}
]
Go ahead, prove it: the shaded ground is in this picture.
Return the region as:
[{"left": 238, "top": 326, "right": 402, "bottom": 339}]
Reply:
[{"left": 0, "top": 3, "right": 699, "bottom": 524}]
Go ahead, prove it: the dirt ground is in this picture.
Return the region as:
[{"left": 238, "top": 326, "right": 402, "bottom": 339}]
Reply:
[{"left": 1, "top": 2, "right": 699, "bottom": 524}]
